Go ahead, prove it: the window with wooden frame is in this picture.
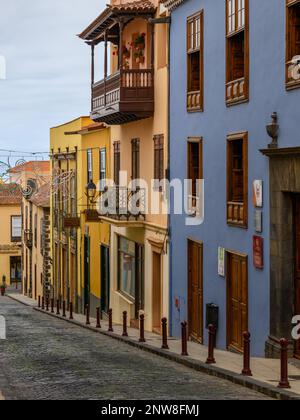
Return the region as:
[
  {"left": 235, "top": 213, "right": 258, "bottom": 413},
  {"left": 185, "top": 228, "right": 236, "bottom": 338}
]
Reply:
[
  {"left": 87, "top": 149, "right": 93, "bottom": 182},
  {"left": 227, "top": 132, "right": 248, "bottom": 228},
  {"left": 286, "top": 0, "right": 300, "bottom": 90},
  {"left": 131, "top": 138, "right": 140, "bottom": 182},
  {"left": 100, "top": 148, "right": 107, "bottom": 191},
  {"left": 226, "top": 0, "right": 249, "bottom": 106},
  {"left": 11, "top": 215, "right": 21, "bottom": 242},
  {"left": 187, "top": 138, "right": 203, "bottom": 216},
  {"left": 187, "top": 11, "right": 204, "bottom": 112},
  {"left": 113, "top": 141, "right": 121, "bottom": 185},
  {"left": 154, "top": 135, "right": 164, "bottom": 191}
]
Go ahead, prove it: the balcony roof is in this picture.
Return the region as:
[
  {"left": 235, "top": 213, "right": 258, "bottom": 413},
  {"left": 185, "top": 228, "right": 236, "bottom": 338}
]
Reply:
[{"left": 78, "top": 0, "right": 156, "bottom": 43}]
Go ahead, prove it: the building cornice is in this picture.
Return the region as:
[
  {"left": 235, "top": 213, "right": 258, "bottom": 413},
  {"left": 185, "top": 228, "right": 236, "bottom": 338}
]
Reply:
[{"left": 160, "top": 0, "right": 185, "bottom": 12}]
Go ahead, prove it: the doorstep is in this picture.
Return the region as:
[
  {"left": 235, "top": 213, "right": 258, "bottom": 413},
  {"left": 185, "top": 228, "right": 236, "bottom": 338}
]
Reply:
[{"left": 6, "top": 292, "right": 300, "bottom": 400}]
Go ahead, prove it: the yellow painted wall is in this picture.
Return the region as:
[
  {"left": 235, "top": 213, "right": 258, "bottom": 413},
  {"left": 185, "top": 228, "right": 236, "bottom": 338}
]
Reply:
[{"left": 0, "top": 204, "right": 21, "bottom": 286}]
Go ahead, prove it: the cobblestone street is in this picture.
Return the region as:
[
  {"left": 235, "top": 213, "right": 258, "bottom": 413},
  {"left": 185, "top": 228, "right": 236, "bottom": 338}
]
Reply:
[{"left": 0, "top": 297, "right": 271, "bottom": 400}]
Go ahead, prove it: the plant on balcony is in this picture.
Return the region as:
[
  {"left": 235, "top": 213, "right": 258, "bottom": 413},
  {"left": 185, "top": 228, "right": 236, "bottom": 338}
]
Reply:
[
  {"left": 122, "top": 45, "right": 131, "bottom": 59},
  {"left": 134, "top": 33, "right": 146, "bottom": 50},
  {"left": 133, "top": 49, "right": 145, "bottom": 64}
]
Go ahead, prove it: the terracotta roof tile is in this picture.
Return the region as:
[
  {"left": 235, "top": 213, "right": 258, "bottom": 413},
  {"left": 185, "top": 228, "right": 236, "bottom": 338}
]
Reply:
[
  {"left": 8, "top": 161, "right": 50, "bottom": 174},
  {"left": 0, "top": 183, "right": 22, "bottom": 205},
  {"left": 29, "top": 183, "right": 50, "bottom": 208}
]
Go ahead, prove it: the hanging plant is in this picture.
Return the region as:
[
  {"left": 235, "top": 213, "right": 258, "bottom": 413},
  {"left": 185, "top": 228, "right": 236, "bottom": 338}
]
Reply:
[
  {"left": 134, "top": 33, "right": 146, "bottom": 50},
  {"left": 122, "top": 45, "right": 131, "bottom": 59}
]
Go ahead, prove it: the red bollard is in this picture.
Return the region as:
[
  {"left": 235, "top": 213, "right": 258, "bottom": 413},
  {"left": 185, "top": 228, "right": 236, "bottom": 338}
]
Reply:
[
  {"left": 41, "top": 297, "right": 45, "bottom": 310},
  {"left": 96, "top": 307, "right": 101, "bottom": 329},
  {"left": 46, "top": 298, "right": 49, "bottom": 312},
  {"left": 242, "top": 332, "right": 253, "bottom": 376},
  {"left": 85, "top": 305, "right": 90, "bottom": 325},
  {"left": 278, "top": 339, "right": 291, "bottom": 389},
  {"left": 62, "top": 301, "right": 66, "bottom": 317},
  {"left": 38, "top": 296, "right": 41, "bottom": 308},
  {"left": 161, "top": 318, "right": 169, "bottom": 350},
  {"left": 69, "top": 302, "right": 73, "bottom": 320},
  {"left": 56, "top": 299, "right": 60, "bottom": 315},
  {"left": 122, "top": 311, "right": 128, "bottom": 337},
  {"left": 206, "top": 324, "right": 216, "bottom": 365},
  {"left": 51, "top": 298, "right": 54, "bottom": 314},
  {"left": 139, "top": 314, "right": 146, "bottom": 343},
  {"left": 181, "top": 322, "right": 189, "bottom": 356},
  {"left": 108, "top": 309, "right": 113, "bottom": 332}
]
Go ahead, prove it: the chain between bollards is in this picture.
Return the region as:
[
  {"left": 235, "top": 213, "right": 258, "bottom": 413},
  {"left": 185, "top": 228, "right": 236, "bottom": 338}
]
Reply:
[
  {"left": 161, "top": 318, "right": 169, "bottom": 350},
  {"left": 123, "top": 311, "right": 128, "bottom": 337},
  {"left": 278, "top": 338, "right": 291, "bottom": 389},
  {"left": 96, "top": 307, "right": 101, "bottom": 328},
  {"left": 181, "top": 322, "right": 189, "bottom": 356},
  {"left": 206, "top": 324, "right": 216, "bottom": 365}
]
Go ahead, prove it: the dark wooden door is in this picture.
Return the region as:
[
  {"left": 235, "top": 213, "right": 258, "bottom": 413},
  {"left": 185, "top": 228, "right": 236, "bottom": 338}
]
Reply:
[
  {"left": 188, "top": 240, "right": 203, "bottom": 343},
  {"left": 294, "top": 195, "right": 300, "bottom": 358},
  {"left": 152, "top": 252, "right": 162, "bottom": 334},
  {"left": 84, "top": 235, "right": 90, "bottom": 308},
  {"left": 101, "top": 245, "right": 110, "bottom": 314},
  {"left": 227, "top": 253, "right": 248, "bottom": 353}
]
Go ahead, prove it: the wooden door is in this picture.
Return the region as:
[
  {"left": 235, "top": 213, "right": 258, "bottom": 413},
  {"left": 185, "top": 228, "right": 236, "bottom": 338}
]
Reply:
[
  {"left": 227, "top": 253, "right": 248, "bottom": 353},
  {"left": 188, "top": 240, "right": 203, "bottom": 343},
  {"left": 101, "top": 245, "right": 110, "bottom": 315},
  {"left": 294, "top": 195, "right": 300, "bottom": 358},
  {"left": 152, "top": 252, "right": 162, "bottom": 334}
]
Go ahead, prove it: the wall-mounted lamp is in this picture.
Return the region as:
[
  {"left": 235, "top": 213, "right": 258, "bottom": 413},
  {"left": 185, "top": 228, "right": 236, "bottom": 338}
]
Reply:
[
  {"left": 85, "top": 180, "right": 97, "bottom": 208},
  {"left": 266, "top": 112, "right": 279, "bottom": 149}
]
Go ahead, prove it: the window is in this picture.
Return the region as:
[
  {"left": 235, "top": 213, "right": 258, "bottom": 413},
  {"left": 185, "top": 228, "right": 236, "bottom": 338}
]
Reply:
[
  {"left": 34, "top": 213, "right": 38, "bottom": 247},
  {"left": 187, "top": 11, "right": 204, "bottom": 112},
  {"left": 226, "top": 0, "right": 249, "bottom": 105},
  {"left": 114, "top": 141, "right": 121, "bottom": 185},
  {"left": 118, "top": 237, "right": 144, "bottom": 313},
  {"left": 11, "top": 216, "right": 21, "bottom": 242},
  {"left": 100, "top": 148, "right": 107, "bottom": 191},
  {"left": 187, "top": 138, "right": 203, "bottom": 215},
  {"left": 286, "top": 0, "right": 300, "bottom": 89},
  {"left": 154, "top": 135, "right": 164, "bottom": 190},
  {"left": 227, "top": 132, "right": 248, "bottom": 227},
  {"left": 131, "top": 139, "right": 140, "bottom": 182},
  {"left": 87, "top": 149, "right": 93, "bottom": 182}
]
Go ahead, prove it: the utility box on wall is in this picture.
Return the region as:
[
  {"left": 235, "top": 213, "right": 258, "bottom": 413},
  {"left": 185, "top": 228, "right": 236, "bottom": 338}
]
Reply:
[{"left": 206, "top": 303, "right": 219, "bottom": 330}]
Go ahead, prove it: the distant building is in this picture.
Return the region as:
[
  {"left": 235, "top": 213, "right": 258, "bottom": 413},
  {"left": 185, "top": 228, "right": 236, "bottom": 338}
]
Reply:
[{"left": 0, "top": 183, "right": 22, "bottom": 286}]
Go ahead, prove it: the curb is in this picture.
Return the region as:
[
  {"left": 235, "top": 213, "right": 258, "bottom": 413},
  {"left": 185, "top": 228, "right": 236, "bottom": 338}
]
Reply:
[{"left": 6, "top": 294, "right": 300, "bottom": 401}]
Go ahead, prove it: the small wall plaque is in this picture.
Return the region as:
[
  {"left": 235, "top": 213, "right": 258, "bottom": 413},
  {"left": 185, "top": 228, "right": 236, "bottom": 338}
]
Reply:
[
  {"left": 218, "top": 247, "right": 225, "bottom": 277},
  {"left": 253, "top": 236, "right": 264, "bottom": 270},
  {"left": 254, "top": 210, "right": 263, "bottom": 233},
  {"left": 253, "top": 180, "right": 263, "bottom": 208}
]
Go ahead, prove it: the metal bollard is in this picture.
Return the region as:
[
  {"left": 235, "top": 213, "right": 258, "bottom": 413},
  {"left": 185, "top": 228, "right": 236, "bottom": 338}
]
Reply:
[
  {"left": 96, "top": 307, "right": 101, "bottom": 329},
  {"left": 139, "top": 314, "right": 146, "bottom": 343},
  {"left": 41, "top": 296, "right": 45, "bottom": 310},
  {"left": 161, "top": 318, "right": 169, "bottom": 350},
  {"left": 206, "top": 324, "right": 216, "bottom": 365},
  {"left": 38, "top": 296, "right": 41, "bottom": 308},
  {"left": 46, "top": 298, "right": 49, "bottom": 312},
  {"left": 85, "top": 305, "right": 90, "bottom": 325},
  {"left": 56, "top": 299, "right": 60, "bottom": 315},
  {"left": 51, "top": 298, "right": 54, "bottom": 314},
  {"left": 69, "top": 302, "right": 73, "bottom": 320},
  {"left": 62, "top": 301, "right": 66, "bottom": 317},
  {"left": 122, "top": 311, "right": 128, "bottom": 337},
  {"left": 181, "top": 322, "right": 189, "bottom": 356},
  {"left": 242, "top": 332, "right": 253, "bottom": 376},
  {"left": 108, "top": 309, "right": 113, "bottom": 332},
  {"left": 278, "top": 339, "right": 291, "bottom": 389}
]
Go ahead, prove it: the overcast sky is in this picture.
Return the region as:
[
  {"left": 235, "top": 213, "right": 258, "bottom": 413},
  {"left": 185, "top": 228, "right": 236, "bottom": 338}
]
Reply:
[{"left": 0, "top": 0, "right": 106, "bottom": 160}]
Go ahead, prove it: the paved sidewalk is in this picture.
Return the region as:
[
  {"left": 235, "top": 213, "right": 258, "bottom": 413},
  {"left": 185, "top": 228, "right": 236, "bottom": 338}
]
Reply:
[{"left": 7, "top": 292, "right": 300, "bottom": 400}]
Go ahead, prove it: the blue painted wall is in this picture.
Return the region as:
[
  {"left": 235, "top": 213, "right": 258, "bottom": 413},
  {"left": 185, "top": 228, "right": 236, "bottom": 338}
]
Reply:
[{"left": 169, "top": 0, "right": 300, "bottom": 356}]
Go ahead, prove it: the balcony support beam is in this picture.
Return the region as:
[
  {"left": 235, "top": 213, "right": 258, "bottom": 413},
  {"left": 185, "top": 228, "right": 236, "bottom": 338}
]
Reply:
[{"left": 118, "top": 20, "right": 125, "bottom": 70}]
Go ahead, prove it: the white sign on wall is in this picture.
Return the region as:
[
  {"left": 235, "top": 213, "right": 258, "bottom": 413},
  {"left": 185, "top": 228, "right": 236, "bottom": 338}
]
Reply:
[
  {"left": 253, "top": 180, "right": 263, "bottom": 208},
  {"left": 218, "top": 247, "right": 225, "bottom": 277}
]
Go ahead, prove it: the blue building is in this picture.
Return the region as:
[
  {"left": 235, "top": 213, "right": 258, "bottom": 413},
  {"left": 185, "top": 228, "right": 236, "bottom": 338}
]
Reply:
[{"left": 165, "top": 0, "right": 300, "bottom": 357}]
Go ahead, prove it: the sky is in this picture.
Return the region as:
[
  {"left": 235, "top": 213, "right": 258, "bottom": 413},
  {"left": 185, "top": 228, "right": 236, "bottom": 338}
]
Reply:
[{"left": 0, "top": 0, "right": 106, "bottom": 162}]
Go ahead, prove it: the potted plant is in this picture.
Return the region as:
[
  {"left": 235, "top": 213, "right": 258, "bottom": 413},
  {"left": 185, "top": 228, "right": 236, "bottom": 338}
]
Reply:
[
  {"left": 134, "top": 33, "right": 146, "bottom": 50},
  {"left": 1, "top": 276, "right": 7, "bottom": 296},
  {"left": 122, "top": 45, "right": 131, "bottom": 59},
  {"left": 133, "top": 50, "right": 145, "bottom": 64}
]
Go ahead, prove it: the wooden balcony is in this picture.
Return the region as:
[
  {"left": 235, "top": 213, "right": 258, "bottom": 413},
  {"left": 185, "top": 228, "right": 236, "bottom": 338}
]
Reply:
[
  {"left": 91, "top": 69, "right": 154, "bottom": 125},
  {"left": 227, "top": 201, "right": 247, "bottom": 228},
  {"left": 226, "top": 77, "right": 248, "bottom": 106}
]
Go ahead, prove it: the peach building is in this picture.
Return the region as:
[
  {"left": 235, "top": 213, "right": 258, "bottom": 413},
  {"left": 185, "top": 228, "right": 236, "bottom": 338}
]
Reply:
[{"left": 79, "top": 0, "right": 170, "bottom": 332}]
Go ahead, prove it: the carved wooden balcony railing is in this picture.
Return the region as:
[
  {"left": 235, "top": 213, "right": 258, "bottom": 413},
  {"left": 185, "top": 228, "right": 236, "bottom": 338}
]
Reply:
[
  {"left": 91, "top": 69, "right": 154, "bottom": 125},
  {"left": 227, "top": 201, "right": 247, "bottom": 227},
  {"left": 24, "top": 230, "right": 33, "bottom": 249},
  {"left": 226, "top": 77, "right": 248, "bottom": 105},
  {"left": 98, "top": 186, "right": 146, "bottom": 221},
  {"left": 286, "top": 60, "right": 300, "bottom": 90},
  {"left": 187, "top": 195, "right": 201, "bottom": 217},
  {"left": 187, "top": 91, "right": 202, "bottom": 112}
]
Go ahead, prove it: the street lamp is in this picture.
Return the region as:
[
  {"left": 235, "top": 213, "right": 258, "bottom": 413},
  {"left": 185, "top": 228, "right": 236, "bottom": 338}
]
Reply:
[{"left": 85, "top": 180, "right": 97, "bottom": 208}]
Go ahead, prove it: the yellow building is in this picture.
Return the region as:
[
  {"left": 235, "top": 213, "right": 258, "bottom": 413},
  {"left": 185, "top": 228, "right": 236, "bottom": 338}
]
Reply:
[
  {"left": 50, "top": 117, "right": 111, "bottom": 316},
  {"left": 79, "top": 0, "right": 170, "bottom": 332},
  {"left": 0, "top": 183, "right": 22, "bottom": 287},
  {"left": 9, "top": 161, "right": 51, "bottom": 298}
]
